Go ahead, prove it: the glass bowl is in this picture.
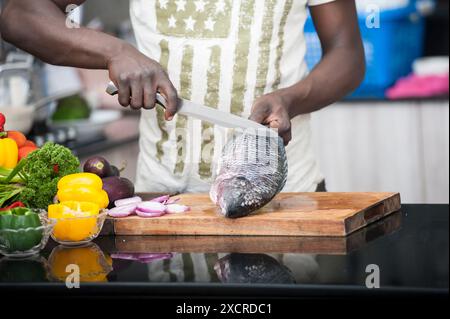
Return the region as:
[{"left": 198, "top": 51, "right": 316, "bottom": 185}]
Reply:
[
  {"left": 0, "top": 212, "right": 56, "bottom": 258},
  {"left": 48, "top": 211, "right": 107, "bottom": 246}
]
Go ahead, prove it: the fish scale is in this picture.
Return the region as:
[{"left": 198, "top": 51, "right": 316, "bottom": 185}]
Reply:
[{"left": 210, "top": 129, "right": 288, "bottom": 218}]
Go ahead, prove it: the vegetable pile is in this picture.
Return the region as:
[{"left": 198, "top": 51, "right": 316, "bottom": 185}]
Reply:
[
  {"left": 0, "top": 142, "right": 80, "bottom": 209},
  {"left": 0, "top": 107, "right": 192, "bottom": 255}
]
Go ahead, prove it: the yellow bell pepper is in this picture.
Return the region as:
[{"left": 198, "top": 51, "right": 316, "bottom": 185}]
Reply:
[
  {"left": 57, "top": 187, "right": 109, "bottom": 209},
  {"left": 57, "top": 173, "right": 103, "bottom": 191},
  {"left": 0, "top": 138, "right": 18, "bottom": 169},
  {"left": 57, "top": 173, "right": 109, "bottom": 209},
  {"left": 48, "top": 201, "right": 100, "bottom": 242}
]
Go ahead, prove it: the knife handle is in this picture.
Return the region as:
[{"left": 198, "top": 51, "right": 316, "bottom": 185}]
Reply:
[{"left": 106, "top": 81, "right": 168, "bottom": 109}]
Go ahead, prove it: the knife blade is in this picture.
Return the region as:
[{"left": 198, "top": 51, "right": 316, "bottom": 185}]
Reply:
[{"left": 106, "top": 81, "right": 266, "bottom": 130}]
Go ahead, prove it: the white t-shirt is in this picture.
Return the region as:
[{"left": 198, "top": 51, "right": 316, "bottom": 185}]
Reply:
[{"left": 130, "top": 0, "right": 334, "bottom": 193}]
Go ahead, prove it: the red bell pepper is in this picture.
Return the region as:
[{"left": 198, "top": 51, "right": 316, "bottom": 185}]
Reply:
[
  {"left": 0, "top": 201, "right": 25, "bottom": 212},
  {"left": 0, "top": 112, "right": 5, "bottom": 132}
]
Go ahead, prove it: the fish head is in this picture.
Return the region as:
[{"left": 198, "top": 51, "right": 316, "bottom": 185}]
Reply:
[
  {"left": 210, "top": 129, "right": 289, "bottom": 219},
  {"left": 215, "top": 175, "right": 266, "bottom": 218}
]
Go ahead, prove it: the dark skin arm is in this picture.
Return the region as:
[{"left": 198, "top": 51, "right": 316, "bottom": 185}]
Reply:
[
  {"left": 0, "top": 0, "right": 178, "bottom": 118},
  {"left": 250, "top": 0, "right": 365, "bottom": 145}
]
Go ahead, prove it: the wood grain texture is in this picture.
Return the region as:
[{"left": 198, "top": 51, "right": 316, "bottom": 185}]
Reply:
[
  {"left": 111, "top": 211, "right": 402, "bottom": 255},
  {"left": 112, "top": 192, "right": 401, "bottom": 237}
]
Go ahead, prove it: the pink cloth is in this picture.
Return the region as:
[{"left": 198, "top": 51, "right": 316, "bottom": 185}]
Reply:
[{"left": 386, "top": 74, "right": 449, "bottom": 99}]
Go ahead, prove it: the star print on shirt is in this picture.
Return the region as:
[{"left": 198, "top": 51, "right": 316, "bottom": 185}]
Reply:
[
  {"left": 159, "top": 0, "right": 169, "bottom": 9},
  {"left": 216, "top": 0, "right": 226, "bottom": 14},
  {"left": 184, "top": 16, "right": 196, "bottom": 31},
  {"left": 175, "top": 0, "right": 187, "bottom": 12},
  {"left": 194, "top": 0, "right": 206, "bottom": 12},
  {"left": 168, "top": 15, "right": 177, "bottom": 28},
  {"left": 155, "top": 0, "right": 232, "bottom": 38},
  {"left": 204, "top": 17, "right": 215, "bottom": 31}
]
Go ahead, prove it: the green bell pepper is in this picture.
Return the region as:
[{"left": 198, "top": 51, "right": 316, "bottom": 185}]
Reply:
[{"left": 0, "top": 208, "right": 43, "bottom": 252}]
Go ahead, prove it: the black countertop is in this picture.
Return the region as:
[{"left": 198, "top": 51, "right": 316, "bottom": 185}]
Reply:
[{"left": 0, "top": 204, "right": 448, "bottom": 299}]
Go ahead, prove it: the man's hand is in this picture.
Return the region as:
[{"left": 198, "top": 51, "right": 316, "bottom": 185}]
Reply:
[
  {"left": 108, "top": 44, "right": 178, "bottom": 119},
  {"left": 249, "top": 90, "right": 293, "bottom": 146}
]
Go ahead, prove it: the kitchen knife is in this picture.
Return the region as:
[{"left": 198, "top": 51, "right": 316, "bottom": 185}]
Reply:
[{"left": 106, "top": 82, "right": 266, "bottom": 130}]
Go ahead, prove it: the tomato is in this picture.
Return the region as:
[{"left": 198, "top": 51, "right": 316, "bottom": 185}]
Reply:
[
  {"left": 23, "top": 140, "right": 36, "bottom": 148},
  {"left": 18, "top": 146, "right": 38, "bottom": 161},
  {"left": 7, "top": 131, "right": 27, "bottom": 148}
]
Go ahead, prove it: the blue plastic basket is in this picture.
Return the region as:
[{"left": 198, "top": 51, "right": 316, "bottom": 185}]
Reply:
[{"left": 304, "top": 1, "right": 426, "bottom": 98}]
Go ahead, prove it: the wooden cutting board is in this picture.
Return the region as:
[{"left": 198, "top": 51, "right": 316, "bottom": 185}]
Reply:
[{"left": 111, "top": 192, "right": 401, "bottom": 237}]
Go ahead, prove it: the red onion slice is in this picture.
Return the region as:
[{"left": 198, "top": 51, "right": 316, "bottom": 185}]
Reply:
[
  {"left": 135, "top": 209, "right": 166, "bottom": 218},
  {"left": 166, "top": 197, "right": 181, "bottom": 205},
  {"left": 151, "top": 195, "right": 171, "bottom": 203},
  {"left": 166, "top": 204, "right": 190, "bottom": 214},
  {"left": 137, "top": 201, "right": 167, "bottom": 213},
  {"left": 108, "top": 203, "right": 137, "bottom": 218},
  {"left": 115, "top": 196, "right": 142, "bottom": 207}
]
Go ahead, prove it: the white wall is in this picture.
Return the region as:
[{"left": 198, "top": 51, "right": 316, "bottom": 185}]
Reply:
[{"left": 311, "top": 100, "right": 449, "bottom": 204}]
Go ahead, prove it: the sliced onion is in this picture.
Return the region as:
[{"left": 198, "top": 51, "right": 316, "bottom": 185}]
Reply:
[
  {"left": 151, "top": 195, "right": 171, "bottom": 203},
  {"left": 166, "top": 197, "right": 181, "bottom": 205},
  {"left": 137, "top": 201, "right": 167, "bottom": 213},
  {"left": 108, "top": 203, "right": 137, "bottom": 218},
  {"left": 135, "top": 209, "right": 166, "bottom": 218},
  {"left": 115, "top": 196, "right": 142, "bottom": 207},
  {"left": 166, "top": 204, "right": 190, "bottom": 214}
]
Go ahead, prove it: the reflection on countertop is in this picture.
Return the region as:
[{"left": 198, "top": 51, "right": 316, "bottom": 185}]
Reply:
[{"left": 0, "top": 205, "right": 448, "bottom": 296}]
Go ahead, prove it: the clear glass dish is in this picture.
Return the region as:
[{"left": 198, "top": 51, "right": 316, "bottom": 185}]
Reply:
[
  {"left": 0, "top": 212, "right": 56, "bottom": 258},
  {"left": 48, "top": 211, "right": 107, "bottom": 246}
]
